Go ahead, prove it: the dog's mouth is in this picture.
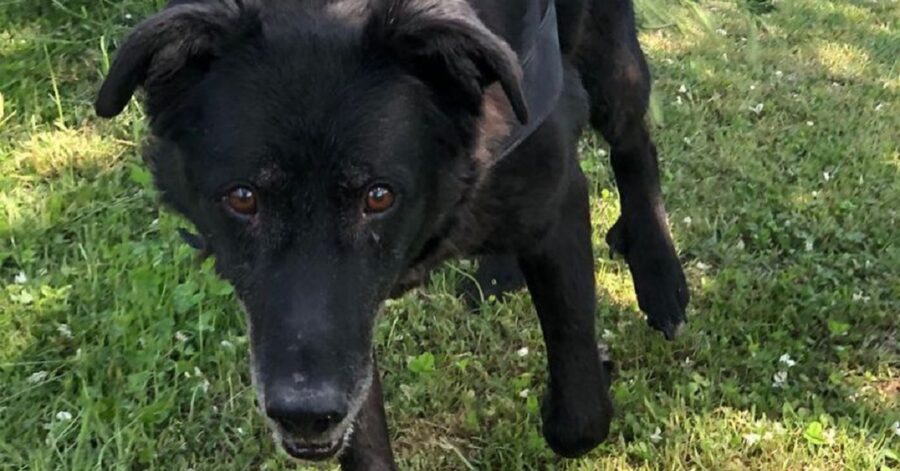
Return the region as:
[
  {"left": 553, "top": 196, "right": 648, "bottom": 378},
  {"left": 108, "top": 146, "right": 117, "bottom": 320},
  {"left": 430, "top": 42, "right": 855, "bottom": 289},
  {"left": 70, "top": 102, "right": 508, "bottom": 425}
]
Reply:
[
  {"left": 252, "top": 356, "right": 374, "bottom": 462},
  {"left": 280, "top": 430, "right": 350, "bottom": 461}
]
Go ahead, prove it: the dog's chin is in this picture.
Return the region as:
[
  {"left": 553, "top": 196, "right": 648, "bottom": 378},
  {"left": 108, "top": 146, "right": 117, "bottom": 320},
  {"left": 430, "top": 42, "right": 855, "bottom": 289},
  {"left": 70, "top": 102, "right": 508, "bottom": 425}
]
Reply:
[{"left": 280, "top": 430, "right": 350, "bottom": 462}]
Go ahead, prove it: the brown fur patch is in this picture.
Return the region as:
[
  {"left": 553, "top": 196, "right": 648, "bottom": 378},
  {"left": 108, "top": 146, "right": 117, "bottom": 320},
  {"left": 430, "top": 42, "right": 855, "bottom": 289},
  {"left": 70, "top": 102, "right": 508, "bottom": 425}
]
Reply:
[
  {"left": 473, "top": 84, "right": 515, "bottom": 166},
  {"left": 616, "top": 48, "right": 644, "bottom": 86},
  {"left": 621, "top": 60, "right": 643, "bottom": 85}
]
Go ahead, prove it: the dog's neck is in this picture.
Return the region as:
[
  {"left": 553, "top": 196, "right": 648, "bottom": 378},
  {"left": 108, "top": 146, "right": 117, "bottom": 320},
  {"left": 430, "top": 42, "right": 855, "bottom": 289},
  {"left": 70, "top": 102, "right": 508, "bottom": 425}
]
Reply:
[
  {"left": 392, "top": 1, "right": 564, "bottom": 294},
  {"left": 472, "top": 1, "right": 564, "bottom": 167}
]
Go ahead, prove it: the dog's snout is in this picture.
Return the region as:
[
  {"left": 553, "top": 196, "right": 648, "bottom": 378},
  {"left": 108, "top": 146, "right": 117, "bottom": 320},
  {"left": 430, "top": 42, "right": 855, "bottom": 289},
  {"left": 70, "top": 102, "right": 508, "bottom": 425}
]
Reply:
[{"left": 264, "top": 383, "right": 348, "bottom": 437}]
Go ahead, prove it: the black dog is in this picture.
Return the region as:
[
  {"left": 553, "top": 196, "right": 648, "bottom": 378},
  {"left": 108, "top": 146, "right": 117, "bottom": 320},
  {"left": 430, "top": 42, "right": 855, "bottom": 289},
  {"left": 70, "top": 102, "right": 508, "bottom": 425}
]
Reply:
[{"left": 96, "top": 0, "right": 688, "bottom": 468}]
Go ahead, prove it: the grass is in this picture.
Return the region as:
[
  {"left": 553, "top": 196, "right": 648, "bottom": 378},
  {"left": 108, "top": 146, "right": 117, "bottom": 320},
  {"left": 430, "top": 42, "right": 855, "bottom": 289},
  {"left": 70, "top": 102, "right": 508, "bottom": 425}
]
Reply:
[{"left": 1, "top": 0, "right": 898, "bottom": 469}]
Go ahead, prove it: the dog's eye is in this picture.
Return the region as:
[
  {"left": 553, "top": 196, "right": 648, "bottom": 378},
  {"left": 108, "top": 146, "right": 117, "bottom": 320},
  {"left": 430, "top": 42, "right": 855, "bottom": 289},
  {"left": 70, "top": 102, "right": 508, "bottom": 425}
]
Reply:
[
  {"left": 365, "top": 184, "right": 395, "bottom": 214},
  {"left": 224, "top": 186, "right": 258, "bottom": 216}
]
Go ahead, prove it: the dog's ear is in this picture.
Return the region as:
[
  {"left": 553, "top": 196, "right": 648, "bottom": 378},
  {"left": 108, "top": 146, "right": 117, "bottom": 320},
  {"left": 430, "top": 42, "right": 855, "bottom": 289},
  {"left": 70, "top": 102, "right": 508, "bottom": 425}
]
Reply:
[
  {"left": 95, "top": 1, "right": 259, "bottom": 118},
  {"left": 369, "top": 0, "right": 528, "bottom": 124}
]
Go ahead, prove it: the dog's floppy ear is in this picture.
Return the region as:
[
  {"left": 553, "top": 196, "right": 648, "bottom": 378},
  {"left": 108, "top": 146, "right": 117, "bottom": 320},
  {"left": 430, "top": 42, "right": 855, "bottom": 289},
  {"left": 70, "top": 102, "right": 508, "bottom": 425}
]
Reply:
[
  {"left": 370, "top": 0, "right": 528, "bottom": 124},
  {"left": 95, "top": 0, "right": 258, "bottom": 118}
]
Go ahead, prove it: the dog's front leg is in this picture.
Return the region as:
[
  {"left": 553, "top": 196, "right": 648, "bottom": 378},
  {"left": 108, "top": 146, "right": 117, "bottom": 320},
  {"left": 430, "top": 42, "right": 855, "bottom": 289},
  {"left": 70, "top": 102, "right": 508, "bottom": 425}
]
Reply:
[
  {"left": 339, "top": 363, "right": 396, "bottom": 471},
  {"left": 574, "top": 0, "right": 689, "bottom": 339},
  {"left": 518, "top": 170, "right": 613, "bottom": 458},
  {"left": 604, "top": 122, "right": 689, "bottom": 339}
]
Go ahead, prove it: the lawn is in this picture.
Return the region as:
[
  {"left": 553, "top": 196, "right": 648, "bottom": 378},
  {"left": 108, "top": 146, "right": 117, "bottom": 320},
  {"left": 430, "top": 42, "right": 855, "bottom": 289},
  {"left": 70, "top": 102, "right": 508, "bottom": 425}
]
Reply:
[{"left": 1, "top": 0, "right": 897, "bottom": 469}]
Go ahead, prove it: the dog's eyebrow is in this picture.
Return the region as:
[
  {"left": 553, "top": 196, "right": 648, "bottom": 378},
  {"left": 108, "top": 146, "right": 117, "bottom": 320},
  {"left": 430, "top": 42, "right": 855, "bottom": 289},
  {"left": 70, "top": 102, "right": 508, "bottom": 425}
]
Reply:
[
  {"left": 257, "top": 165, "right": 289, "bottom": 187},
  {"left": 322, "top": 0, "right": 371, "bottom": 25}
]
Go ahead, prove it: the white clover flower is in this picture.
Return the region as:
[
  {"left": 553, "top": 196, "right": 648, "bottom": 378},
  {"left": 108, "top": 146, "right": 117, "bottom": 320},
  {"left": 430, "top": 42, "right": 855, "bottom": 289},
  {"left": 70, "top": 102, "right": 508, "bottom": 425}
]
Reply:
[
  {"left": 13, "top": 272, "right": 27, "bottom": 284},
  {"left": 55, "top": 411, "right": 73, "bottom": 421},
  {"left": 649, "top": 427, "right": 662, "bottom": 443},
  {"left": 775, "top": 70, "right": 783, "bottom": 78},
  {"left": 683, "top": 137, "right": 691, "bottom": 145},
  {"left": 516, "top": 347, "right": 529, "bottom": 358},
  {"left": 695, "top": 261, "right": 710, "bottom": 271},
  {"left": 772, "top": 370, "right": 788, "bottom": 388},
  {"left": 750, "top": 84, "right": 756, "bottom": 91},
  {"left": 823, "top": 171, "right": 832, "bottom": 181},
  {"left": 891, "top": 421, "right": 900, "bottom": 437},
  {"left": 125, "top": 13, "right": 133, "bottom": 20},
  {"left": 57, "top": 324, "right": 73, "bottom": 339},
  {"left": 518, "top": 389, "right": 530, "bottom": 399},
  {"left": 805, "top": 239, "right": 814, "bottom": 252},
  {"left": 678, "top": 84, "right": 688, "bottom": 94},
  {"left": 736, "top": 240, "right": 746, "bottom": 250},
  {"left": 682, "top": 216, "right": 692, "bottom": 225},
  {"left": 743, "top": 433, "right": 760, "bottom": 446},
  {"left": 779, "top": 354, "right": 796, "bottom": 368},
  {"left": 806, "top": 121, "right": 815, "bottom": 127},
  {"left": 27, "top": 371, "right": 49, "bottom": 384},
  {"left": 175, "top": 331, "right": 189, "bottom": 343},
  {"left": 716, "top": 28, "right": 727, "bottom": 36}
]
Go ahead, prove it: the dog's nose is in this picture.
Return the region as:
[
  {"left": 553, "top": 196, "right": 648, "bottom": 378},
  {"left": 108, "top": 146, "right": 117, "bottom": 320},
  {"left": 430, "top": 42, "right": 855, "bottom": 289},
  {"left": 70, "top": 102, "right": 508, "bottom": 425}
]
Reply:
[{"left": 264, "top": 384, "right": 348, "bottom": 437}]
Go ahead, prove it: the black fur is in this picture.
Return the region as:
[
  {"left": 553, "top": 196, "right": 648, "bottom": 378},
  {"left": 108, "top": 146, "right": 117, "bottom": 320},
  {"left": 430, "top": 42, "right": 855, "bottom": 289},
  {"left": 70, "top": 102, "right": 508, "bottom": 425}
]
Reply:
[{"left": 96, "top": 0, "right": 688, "bottom": 468}]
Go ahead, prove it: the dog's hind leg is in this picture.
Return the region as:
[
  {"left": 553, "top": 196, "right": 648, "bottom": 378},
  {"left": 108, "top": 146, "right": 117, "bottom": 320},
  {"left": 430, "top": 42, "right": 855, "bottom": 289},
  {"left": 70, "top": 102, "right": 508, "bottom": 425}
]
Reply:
[
  {"left": 574, "top": 0, "right": 689, "bottom": 339},
  {"left": 518, "top": 169, "right": 613, "bottom": 458},
  {"left": 459, "top": 254, "right": 526, "bottom": 308},
  {"left": 339, "top": 365, "right": 396, "bottom": 471}
]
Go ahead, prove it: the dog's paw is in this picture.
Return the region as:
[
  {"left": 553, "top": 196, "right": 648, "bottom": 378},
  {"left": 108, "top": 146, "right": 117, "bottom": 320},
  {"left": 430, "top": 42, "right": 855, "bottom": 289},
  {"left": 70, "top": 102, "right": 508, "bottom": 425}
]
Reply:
[
  {"left": 541, "top": 392, "right": 612, "bottom": 458},
  {"left": 459, "top": 254, "right": 526, "bottom": 309},
  {"left": 605, "top": 218, "right": 628, "bottom": 258},
  {"left": 606, "top": 217, "right": 689, "bottom": 340},
  {"left": 540, "top": 359, "right": 613, "bottom": 458},
  {"left": 630, "top": 246, "right": 689, "bottom": 340}
]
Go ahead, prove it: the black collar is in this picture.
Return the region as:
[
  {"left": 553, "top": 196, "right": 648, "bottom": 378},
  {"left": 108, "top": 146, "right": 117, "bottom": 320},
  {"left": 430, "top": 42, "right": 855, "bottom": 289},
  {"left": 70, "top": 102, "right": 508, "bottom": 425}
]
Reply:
[{"left": 495, "top": 1, "right": 563, "bottom": 160}]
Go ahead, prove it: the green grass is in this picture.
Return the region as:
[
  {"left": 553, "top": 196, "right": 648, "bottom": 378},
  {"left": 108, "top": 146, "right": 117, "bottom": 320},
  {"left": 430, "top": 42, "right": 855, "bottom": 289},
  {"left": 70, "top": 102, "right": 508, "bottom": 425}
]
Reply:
[{"left": 1, "top": 0, "right": 898, "bottom": 469}]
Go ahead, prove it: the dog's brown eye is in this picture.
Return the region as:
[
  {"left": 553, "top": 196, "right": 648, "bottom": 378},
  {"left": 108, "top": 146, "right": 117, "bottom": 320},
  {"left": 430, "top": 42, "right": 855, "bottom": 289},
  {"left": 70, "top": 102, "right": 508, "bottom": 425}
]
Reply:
[
  {"left": 225, "top": 186, "right": 258, "bottom": 216},
  {"left": 365, "top": 185, "right": 395, "bottom": 214}
]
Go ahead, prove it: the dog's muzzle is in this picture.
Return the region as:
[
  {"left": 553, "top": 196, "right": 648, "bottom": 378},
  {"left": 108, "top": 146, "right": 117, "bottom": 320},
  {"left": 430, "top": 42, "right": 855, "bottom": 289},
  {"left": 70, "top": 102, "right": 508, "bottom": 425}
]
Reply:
[{"left": 253, "top": 363, "right": 374, "bottom": 462}]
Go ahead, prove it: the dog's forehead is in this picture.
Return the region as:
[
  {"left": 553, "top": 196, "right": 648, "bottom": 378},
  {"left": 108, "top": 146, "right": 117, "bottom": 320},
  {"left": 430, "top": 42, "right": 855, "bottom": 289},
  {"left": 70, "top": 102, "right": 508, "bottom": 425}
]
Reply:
[
  {"left": 171, "top": 3, "right": 453, "bottom": 189},
  {"left": 188, "top": 58, "right": 434, "bottom": 188}
]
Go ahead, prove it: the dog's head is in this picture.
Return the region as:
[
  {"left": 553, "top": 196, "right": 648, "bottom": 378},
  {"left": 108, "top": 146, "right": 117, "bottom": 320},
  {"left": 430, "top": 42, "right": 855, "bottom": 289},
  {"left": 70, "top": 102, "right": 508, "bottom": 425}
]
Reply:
[{"left": 96, "top": 0, "right": 525, "bottom": 461}]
